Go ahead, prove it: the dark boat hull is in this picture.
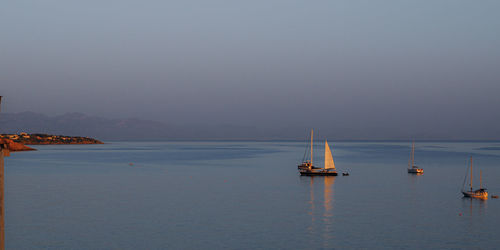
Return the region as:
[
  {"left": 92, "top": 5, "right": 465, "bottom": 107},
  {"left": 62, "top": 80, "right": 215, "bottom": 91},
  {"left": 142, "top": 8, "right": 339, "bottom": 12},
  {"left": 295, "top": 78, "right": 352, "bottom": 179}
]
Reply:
[
  {"left": 300, "top": 169, "right": 338, "bottom": 176},
  {"left": 407, "top": 168, "right": 423, "bottom": 174},
  {"left": 462, "top": 189, "right": 488, "bottom": 199}
]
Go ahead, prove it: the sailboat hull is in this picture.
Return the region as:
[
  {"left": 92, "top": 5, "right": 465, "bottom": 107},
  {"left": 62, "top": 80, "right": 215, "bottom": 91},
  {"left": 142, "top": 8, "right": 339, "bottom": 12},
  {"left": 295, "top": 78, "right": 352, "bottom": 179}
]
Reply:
[
  {"left": 407, "top": 168, "right": 423, "bottom": 174},
  {"left": 462, "top": 189, "right": 488, "bottom": 199},
  {"left": 300, "top": 169, "right": 338, "bottom": 176}
]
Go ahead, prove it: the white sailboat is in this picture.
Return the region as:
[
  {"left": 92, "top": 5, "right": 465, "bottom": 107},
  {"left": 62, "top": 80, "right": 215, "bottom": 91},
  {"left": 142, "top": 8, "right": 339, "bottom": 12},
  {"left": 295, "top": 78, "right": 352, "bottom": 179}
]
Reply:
[
  {"left": 407, "top": 141, "right": 423, "bottom": 174},
  {"left": 299, "top": 130, "right": 337, "bottom": 176},
  {"left": 462, "top": 156, "right": 488, "bottom": 199}
]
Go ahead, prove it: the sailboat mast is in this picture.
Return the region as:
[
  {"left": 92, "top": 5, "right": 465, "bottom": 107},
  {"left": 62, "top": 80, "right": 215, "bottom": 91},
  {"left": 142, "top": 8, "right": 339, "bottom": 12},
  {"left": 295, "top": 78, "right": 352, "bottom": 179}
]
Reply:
[
  {"left": 411, "top": 141, "right": 415, "bottom": 168},
  {"left": 310, "top": 129, "right": 314, "bottom": 166},
  {"left": 408, "top": 142, "right": 411, "bottom": 169},
  {"left": 470, "top": 156, "right": 473, "bottom": 192}
]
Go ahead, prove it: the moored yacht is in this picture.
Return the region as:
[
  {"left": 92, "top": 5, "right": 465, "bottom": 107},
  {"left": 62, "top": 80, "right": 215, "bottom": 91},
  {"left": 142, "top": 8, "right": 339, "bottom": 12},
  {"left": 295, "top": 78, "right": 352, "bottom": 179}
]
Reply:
[
  {"left": 407, "top": 141, "right": 423, "bottom": 174},
  {"left": 462, "top": 156, "right": 488, "bottom": 199},
  {"left": 298, "top": 129, "right": 337, "bottom": 176}
]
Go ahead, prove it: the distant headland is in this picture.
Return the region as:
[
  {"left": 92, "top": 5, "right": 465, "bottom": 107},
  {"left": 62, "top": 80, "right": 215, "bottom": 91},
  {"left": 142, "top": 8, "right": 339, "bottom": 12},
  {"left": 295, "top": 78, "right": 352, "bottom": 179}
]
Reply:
[{"left": 0, "top": 133, "right": 103, "bottom": 146}]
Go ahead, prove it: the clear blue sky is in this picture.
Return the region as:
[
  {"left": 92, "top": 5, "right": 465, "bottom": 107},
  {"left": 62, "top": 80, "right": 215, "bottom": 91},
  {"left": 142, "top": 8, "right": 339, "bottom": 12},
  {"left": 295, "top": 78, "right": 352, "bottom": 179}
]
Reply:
[{"left": 2, "top": 0, "right": 499, "bottom": 136}]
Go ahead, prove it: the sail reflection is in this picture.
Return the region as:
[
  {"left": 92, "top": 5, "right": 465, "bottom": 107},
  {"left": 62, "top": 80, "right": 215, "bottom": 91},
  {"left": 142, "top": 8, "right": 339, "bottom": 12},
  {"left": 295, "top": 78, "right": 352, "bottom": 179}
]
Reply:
[
  {"left": 462, "top": 197, "right": 487, "bottom": 217},
  {"left": 322, "top": 176, "right": 335, "bottom": 248},
  {"left": 323, "top": 176, "right": 334, "bottom": 219},
  {"left": 302, "top": 176, "right": 336, "bottom": 247}
]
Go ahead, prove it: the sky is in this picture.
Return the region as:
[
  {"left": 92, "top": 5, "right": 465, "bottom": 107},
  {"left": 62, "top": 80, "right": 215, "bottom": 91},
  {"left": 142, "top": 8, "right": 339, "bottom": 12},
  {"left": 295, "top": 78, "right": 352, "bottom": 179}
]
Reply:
[{"left": 1, "top": 0, "right": 500, "bottom": 137}]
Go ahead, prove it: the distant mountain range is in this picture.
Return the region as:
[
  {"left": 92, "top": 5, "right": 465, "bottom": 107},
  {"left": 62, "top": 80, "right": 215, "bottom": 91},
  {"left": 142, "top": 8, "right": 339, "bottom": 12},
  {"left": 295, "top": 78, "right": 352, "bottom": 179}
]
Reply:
[
  {"left": 0, "top": 112, "right": 276, "bottom": 141},
  {"left": 1, "top": 112, "right": 498, "bottom": 141},
  {"left": 0, "top": 112, "right": 162, "bottom": 140}
]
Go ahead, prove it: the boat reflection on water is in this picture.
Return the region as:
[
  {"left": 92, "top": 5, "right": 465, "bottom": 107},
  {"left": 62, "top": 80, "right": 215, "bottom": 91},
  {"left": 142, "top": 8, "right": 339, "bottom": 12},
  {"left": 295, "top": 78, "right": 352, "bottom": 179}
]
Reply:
[
  {"left": 461, "top": 196, "right": 487, "bottom": 217},
  {"left": 408, "top": 171, "right": 423, "bottom": 184},
  {"left": 301, "top": 176, "right": 336, "bottom": 247},
  {"left": 407, "top": 170, "right": 423, "bottom": 199}
]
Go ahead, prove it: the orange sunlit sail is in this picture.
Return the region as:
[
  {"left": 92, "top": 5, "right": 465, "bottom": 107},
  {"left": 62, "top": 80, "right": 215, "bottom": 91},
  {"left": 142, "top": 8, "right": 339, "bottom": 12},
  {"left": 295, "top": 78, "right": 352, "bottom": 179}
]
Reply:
[{"left": 324, "top": 140, "right": 335, "bottom": 170}]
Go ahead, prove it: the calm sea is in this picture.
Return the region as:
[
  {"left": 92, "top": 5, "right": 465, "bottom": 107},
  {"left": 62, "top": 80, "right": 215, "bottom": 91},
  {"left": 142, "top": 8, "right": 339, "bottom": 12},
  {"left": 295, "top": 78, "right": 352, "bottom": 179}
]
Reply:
[{"left": 4, "top": 141, "right": 500, "bottom": 249}]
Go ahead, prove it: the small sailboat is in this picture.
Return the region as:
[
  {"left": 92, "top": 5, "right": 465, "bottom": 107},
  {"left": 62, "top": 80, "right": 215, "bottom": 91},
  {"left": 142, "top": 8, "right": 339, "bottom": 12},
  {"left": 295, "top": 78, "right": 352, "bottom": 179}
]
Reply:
[
  {"left": 407, "top": 141, "right": 423, "bottom": 174},
  {"left": 462, "top": 156, "right": 488, "bottom": 199},
  {"left": 299, "top": 130, "right": 337, "bottom": 176}
]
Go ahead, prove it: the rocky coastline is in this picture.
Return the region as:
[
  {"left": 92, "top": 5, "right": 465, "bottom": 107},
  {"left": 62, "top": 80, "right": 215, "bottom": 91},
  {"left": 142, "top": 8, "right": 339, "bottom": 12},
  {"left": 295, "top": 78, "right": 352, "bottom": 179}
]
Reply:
[
  {"left": 0, "top": 139, "right": 36, "bottom": 152},
  {"left": 0, "top": 133, "right": 103, "bottom": 147}
]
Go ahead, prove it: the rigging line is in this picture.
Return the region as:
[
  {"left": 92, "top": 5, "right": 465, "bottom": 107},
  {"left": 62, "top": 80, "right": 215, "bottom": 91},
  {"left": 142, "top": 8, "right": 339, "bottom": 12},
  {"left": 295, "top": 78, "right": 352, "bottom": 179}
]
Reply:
[
  {"left": 316, "top": 129, "right": 320, "bottom": 167},
  {"left": 461, "top": 158, "right": 469, "bottom": 190},
  {"left": 302, "top": 129, "right": 310, "bottom": 162},
  {"left": 409, "top": 142, "right": 412, "bottom": 168}
]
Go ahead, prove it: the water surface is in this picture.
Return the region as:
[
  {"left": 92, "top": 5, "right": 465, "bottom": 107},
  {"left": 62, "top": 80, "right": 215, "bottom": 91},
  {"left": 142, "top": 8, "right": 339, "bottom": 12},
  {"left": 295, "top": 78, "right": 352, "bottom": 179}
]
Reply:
[{"left": 5, "top": 141, "right": 500, "bottom": 249}]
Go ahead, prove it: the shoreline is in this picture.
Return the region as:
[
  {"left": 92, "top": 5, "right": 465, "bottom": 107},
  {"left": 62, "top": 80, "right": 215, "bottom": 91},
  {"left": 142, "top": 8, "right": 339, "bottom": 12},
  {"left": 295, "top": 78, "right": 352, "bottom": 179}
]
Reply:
[{"left": 0, "top": 133, "right": 103, "bottom": 149}]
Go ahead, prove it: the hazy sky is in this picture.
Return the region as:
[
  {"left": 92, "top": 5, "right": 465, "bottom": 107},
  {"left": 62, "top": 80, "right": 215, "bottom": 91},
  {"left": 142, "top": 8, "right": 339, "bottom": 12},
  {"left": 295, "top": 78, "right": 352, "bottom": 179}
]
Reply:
[{"left": 2, "top": 1, "right": 500, "bottom": 134}]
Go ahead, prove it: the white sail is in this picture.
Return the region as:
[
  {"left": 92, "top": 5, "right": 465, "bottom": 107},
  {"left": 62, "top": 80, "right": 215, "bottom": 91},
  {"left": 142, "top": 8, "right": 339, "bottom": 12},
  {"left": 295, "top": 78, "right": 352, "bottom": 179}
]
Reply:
[{"left": 324, "top": 140, "right": 335, "bottom": 169}]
